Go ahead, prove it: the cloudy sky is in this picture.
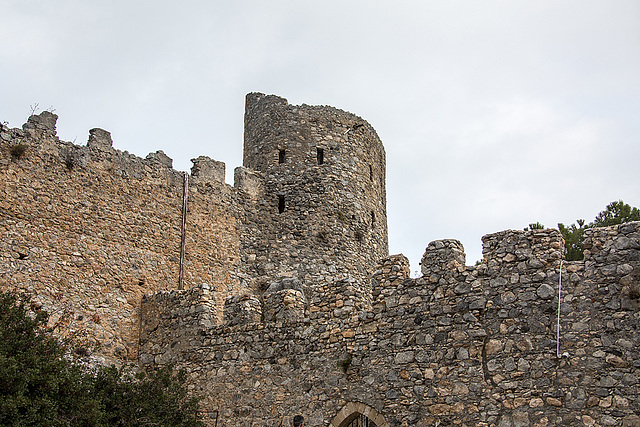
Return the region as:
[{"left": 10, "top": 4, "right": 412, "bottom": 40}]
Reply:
[{"left": 2, "top": 1, "right": 639, "bottom": 272}]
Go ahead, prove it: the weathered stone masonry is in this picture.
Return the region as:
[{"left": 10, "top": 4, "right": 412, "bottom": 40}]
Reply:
[
  {"left": 2, "top": 94, "right": 639, "bottom": 426},
  {"left": 1, "top": 110, "right": 246, "bottom": 362},
  {"left": 240, "top": 92, "right": 388, "bottom": 298},
  {"left": 1, "top": 92, "right": 387, "bottom": 363},
  {"left": 140, "top": 225, "right": 639, "bottom": 426}
]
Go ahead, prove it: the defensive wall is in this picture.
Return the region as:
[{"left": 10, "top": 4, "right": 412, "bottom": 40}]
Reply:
[
  {"left": 0, "top": 93, "right": 388, "bottom": 364},
  {"left": 2, "top": 95, "right": 639, "bottom": 426},
  {"left": 1, "top": 111, "right": 242, "bottom": 361},
  {"left": 139, "top": 224, "right": 640, "bottom": 426}
]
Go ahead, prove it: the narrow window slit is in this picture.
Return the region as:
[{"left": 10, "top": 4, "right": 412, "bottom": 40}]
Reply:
[
  {"left": 369, "top": 164, "right": 373, "bottom": 182},
  {"left": 278, "top": 195, "right": 285, "bottom": 213},
  {"left": 317, "top": 148, "right": 324, "bottom": 165},
  {"left": 371, "top": 210, "right": 375, "bottom": 225},
  {"left": 279, "top": 149, "right": 286, "bottom": 164}
]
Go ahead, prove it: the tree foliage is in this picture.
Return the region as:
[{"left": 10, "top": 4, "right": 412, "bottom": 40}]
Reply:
[
  {"left": 557, "top": 200, "right": 640, "bottom": 261},
  {"left": 557, "top": 219, "right": 586, "bottom": 261},
  {"left": 0, "top": 291, "right": 202, "bottom": 427},
  {"left": 524, "top": 222, "right": 545, "bottom": 231},
  {"left": 592, "top": 200, "right": 640, "bottom": 227}
]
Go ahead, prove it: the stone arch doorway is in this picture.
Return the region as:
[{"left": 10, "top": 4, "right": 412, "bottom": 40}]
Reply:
[{"left": 329, "top": 402, "right": 388, "bottom": 427}]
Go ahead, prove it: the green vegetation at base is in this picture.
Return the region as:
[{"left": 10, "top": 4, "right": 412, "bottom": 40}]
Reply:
[{"left": 0, "top": 291, "right": 202, "bottom": 427}]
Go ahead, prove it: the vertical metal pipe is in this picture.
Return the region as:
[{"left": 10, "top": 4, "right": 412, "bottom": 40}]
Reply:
[
  {"left": 178, "top": 172, "right": 188, "bottom": 290},
  {"left": 556, "top": 259, "right": 563, "bottom": 358}
]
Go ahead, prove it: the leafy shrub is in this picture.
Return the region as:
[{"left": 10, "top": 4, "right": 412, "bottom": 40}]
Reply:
[{"left": 0, "top": 290, "right": 202, "bottom": 427}]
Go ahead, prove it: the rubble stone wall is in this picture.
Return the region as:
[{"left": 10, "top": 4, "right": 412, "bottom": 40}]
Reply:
[
  {"left": 0, "top": 112, "right": 243, "bottom": 362},
  {"left": 1, "top": 93, "right": 391, "bottom": 364},
  {"left": 140, "top": 226, "right": 640, "bottom": 426},
  {"left": 240, "top": 93, "right": 388, "bottom": 302},
  {"left": 3, "top": 96, "right": 638, "bottom": 426}
]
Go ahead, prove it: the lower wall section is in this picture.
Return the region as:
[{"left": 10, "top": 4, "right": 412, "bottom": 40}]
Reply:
[{"left": 139, "top": 226, "right": 640, "bottom": 426}]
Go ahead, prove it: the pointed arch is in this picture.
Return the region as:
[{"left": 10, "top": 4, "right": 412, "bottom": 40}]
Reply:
[{"left": 329, "top": 402, "right": 388, "bottom": 427}]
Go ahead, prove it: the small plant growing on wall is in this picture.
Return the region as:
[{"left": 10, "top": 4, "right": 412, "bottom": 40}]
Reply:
[
  {"left": 62, "top": 147, "right": 78, "bottom": 170},
  {"left": 10, "top": 143, "right": 27, "bottom": 159},
  {"left": 338, "top": 354, "right": 352, "bottom": 373},
  {"left": 29, "top": 103, "right": 40, "bottom": 116}
]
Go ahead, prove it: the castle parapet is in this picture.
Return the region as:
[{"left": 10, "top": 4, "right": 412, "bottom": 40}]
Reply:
[
  {"left": 583, "top": 221, "right": 640, "bottom": 303},
  {"left": 420, "top": 239, "right": 466, "bottom": 276},
  {"left": 191, "top": 155, "right": 225, "bottom": 183},
  {"left": 233, "top": 166, "right": 263, "bottom": 199},
  {"left": 584, "top": 221, "right": 640, "bottom": 264},
  {"left": 223, "top": 294, "right": 262, "bottom": 326},
  {"left": 23, "top": 111, "right": 58, "bottom": 136},
  {"left": 87, "top": 128, "right": 114, "bottom": 151},
  {"left": 261, "top": 278, "right": 306, "bottom": 324},
  {"left": 482, "top": 229, "right": 563, "bottom": 274},
  {"left": 263, "top": 288, "right": 306, "bottom": 324},
  {"left": 372, "top": 255, "right": 411, "bottom": 287},
  {"left": 371, "top": 254, "right": 411, "bottom": 308},
  {"left": 139, "top": 284, "right": 217, "bottom": 366},
  {"left": 144, "top": 150, "right": 173, "bottom": 168}
]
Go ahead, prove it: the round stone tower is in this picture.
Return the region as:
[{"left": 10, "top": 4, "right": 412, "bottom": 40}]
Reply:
[{"left": 241, "top": 93, "right": 388, "bottom": 292}]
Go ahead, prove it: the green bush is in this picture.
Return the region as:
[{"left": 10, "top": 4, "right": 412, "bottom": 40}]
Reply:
[
  {"left": 0, "top": 291, "right": 202, "bottom": 427},
  {"left": 558, "top": 220, "right": 585, "bottom": 261},
  {"left": 558, "top": 200, "right": 640, "bottom": 261}
]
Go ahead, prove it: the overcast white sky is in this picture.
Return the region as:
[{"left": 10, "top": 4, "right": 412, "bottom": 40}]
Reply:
[{"left": 2, "top": 1, "right": 639, "bottom": 272}]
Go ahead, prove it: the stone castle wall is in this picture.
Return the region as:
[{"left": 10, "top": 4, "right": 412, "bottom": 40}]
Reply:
[
  {"left": 2, "top": 95, "right": 639, "bottom": 426},
  {"left": 1, "top": 93, "right": 390, "bottom": 363},
  {"left": 139, "top": 225, "right": 640, "bottom": 426},
  {"left": 0, "top": 112, "right": 245, "bottom": 361}
]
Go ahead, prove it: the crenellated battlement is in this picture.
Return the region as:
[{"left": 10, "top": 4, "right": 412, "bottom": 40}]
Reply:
[
  {"left": 2, "top": 95, "right": 639, "bottom": 426},
  {"left": 482, "top": 228, "right": 564, "bottom": 271},
  {"left": 136, "top": 223, "right": 639, "bottom": 426},
  {"left": 1, "top": 93, "right": 390, "bottom": 362},
  {"left": 138, "top": 224, "right": 637, "bottom": 337}
]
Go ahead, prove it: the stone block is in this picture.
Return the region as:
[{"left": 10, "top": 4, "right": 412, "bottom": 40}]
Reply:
[
  {"left": 263, "top": 288, "right": 306, "bottom": 323},
  {"left": 191, "top": 155, "right": 225, "bottom": 183},
  {"left": 223, "top": 294, "right": 262, "bottom": 326},
  {"left": 87, "top": 127, "right": 113, "bottom": 150}
]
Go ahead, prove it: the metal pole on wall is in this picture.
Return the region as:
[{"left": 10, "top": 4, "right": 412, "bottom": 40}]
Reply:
[
  {"left": 556, "top": 259, "right": 563, "bottom": 358},
  {"left": 178, "top": 172, "right": 188, "bottom": 290}
]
